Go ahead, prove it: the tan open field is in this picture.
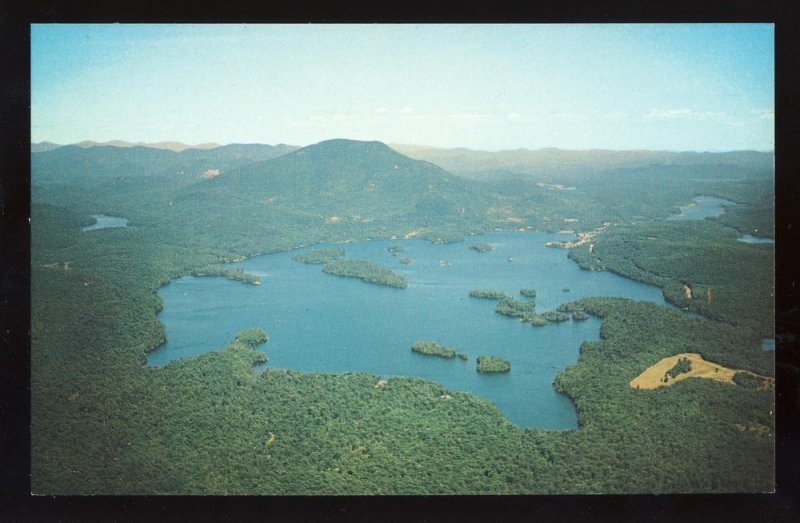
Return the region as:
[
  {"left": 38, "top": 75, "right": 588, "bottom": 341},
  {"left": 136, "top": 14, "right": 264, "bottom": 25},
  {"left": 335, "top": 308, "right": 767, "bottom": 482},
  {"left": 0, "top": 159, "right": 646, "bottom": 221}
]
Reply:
[{"left": 630, "top": 352, "right": 774, "bottom": 390}]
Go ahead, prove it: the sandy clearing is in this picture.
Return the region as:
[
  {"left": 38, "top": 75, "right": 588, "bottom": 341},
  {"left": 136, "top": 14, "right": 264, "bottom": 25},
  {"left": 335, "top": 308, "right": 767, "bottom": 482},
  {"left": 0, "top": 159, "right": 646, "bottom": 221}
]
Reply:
[
  {"left": 630, "top": 353, "right": 774, "bottom": 390},
  {"left": 403, "top": 229, "right": 424, "bottom": 239},
  {"left": 684, "top": 284, "right": 693, "bottom": 299}
]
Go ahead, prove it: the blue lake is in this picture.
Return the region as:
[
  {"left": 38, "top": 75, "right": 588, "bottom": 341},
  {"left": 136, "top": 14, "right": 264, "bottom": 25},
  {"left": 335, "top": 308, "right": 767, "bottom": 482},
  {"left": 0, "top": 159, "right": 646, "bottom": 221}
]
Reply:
[
  {"left": 668, "top": 196, "right": 736, "bottom": 221},
  {"left": 82, "top": 214, "right": 129, "bottom": 232},
  {"left": 762, "top": 338, "right": 775, "bottom": 352},
  {"left": 148, "top": 232, "right": 673, "bottom": 430}
]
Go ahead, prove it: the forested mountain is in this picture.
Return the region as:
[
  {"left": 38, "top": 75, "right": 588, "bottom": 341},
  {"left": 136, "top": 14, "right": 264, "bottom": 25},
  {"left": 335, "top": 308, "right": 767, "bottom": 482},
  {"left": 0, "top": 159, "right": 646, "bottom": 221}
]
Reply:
[
  {"left": 185, "top": 139, "right": 491, "bottom": 225},
  {"left": 31, "top": 142, "right": 300, "bottom": 185}
]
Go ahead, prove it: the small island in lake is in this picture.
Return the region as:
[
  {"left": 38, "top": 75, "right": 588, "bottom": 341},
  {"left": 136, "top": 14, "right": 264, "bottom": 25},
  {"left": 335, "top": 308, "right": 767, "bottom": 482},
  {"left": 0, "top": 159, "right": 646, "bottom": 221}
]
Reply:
[
  {"left": 520, "top": 288, "right": 537, "bottom": 298},
  {"left": 529, "top": 311, "right": 571, "bottom": 326},
  {"left": 495, "top": 298, "right": 535, "bottom": 319},
  {"left": 292, "top": 248, "right": 346, "bottom": 265},
  {"left": 557, "top": 303, "right": 589, "bottom": 322},
  {"left": 399, "top": 256, "right": 412, "bottom": 265},
  {"left": 476, "top": 355, "right": 511, "bottom": 373},
  {"left": 469, "top": 289, "right": 508, "bottom": 300},
  {"left": 411, "top": 341, "right": 468, "bottom": 360},
  {"left": 191, "top": 265, "right": 261, "bottom": 285},
  {"left": 470, "top": 243, "right": 493, "bottom": 253},
  {"left": 322, "top": 258, "right": 408, "bottom": 288}
]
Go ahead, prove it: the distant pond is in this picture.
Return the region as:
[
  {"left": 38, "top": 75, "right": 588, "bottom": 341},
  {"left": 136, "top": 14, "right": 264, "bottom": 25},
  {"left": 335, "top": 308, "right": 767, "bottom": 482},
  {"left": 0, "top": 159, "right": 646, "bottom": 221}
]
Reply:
[
  {"left": 667, "top": 196, "right": 736, "bottom": 221},
  {"left": 148, "top": 232, "right": 681, "bottom": 430},
  {"left": 738, "top": 234, "right": 774, "bottom": 244},
  {"left": 82, "top": 214, "right": 129, "bottom": 232},
  {"left": 762, "top": 338, "right": 775, "bottom": 352}
]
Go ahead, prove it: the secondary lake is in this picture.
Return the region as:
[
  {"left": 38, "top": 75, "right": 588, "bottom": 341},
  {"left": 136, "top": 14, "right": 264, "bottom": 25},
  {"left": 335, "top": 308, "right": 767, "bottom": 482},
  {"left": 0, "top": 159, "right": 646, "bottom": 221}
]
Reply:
[
  {"left": 82, "top": 214, "right": 129, "bottom": 232},
  {"left": 148, "top": 232, "right": 673, "bottom": 430},
  {"left": 668, "top": 196, "right": 736, "bottom": 221},
  {"left": 738, "top": 234, "right": 774, "bottom": 244}
]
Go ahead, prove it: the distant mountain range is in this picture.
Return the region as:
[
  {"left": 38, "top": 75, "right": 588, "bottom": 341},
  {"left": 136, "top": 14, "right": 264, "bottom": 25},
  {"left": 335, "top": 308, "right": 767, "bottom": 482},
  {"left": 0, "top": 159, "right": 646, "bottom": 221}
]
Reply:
[
  {"left": 31, "top": 142, "right": 302, "bottom": 186},
  {"left": 32, "top": 140, "right": 224, "bottom": 152},
  {"left": 31, "top": 136, "right": 774, "bottom": 252},
  {"left": 32, "top": 139, "right": 772, "bottom": 183},
  {"left": 390, "top": 143, "right": 774, "bottom": 180},
  {"left": 31, "top": 140, "right": 303, "bottom": 153}
]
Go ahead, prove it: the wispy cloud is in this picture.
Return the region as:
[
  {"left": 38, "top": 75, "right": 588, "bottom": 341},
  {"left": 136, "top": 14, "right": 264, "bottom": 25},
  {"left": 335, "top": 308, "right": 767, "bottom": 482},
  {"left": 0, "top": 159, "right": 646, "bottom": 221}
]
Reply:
[
  {"left": 448, "top": 112, "right": 493, "bottom": 121},
  {"left": 751, "top": 109, "right": 774, "bottom": 120},
  {"left": 549, "top": 112, "right": 591, "bottom": 123},
  {"left": 371, "top": 108, "right": 522, "bottom": 123},
  {"left": 644, "top": 108, "right": 743, "bottom": 127},
  {"left": 645, "top": 108, "right": 694, "bottom": 119},
  {"left": 602, "top": 111, "right": 628, "bottom": 120}
]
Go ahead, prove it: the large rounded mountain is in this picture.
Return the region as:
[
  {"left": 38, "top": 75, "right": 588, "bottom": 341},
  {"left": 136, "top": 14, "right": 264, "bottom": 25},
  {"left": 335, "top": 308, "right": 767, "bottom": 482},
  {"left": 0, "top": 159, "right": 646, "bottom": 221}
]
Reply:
[{"left": 184, "top": 139, "right": 491, "bottom": 223}]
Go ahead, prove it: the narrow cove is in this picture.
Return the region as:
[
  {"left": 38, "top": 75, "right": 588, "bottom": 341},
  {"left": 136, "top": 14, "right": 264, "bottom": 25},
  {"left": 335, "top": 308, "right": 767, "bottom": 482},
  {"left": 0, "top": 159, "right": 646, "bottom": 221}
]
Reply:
[
  {"left": 147, "top": 231, "right": 674, "bottom": 430},
  {"left": 81, "top": 214, "right": 129, "bottom": 232}
]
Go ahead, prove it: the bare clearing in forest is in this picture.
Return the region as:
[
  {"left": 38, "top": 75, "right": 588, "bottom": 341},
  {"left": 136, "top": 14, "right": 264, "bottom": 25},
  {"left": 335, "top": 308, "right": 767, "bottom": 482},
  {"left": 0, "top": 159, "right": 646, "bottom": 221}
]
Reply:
[{"left": 630, "top": 353, "right": 773, "bottom": 390}]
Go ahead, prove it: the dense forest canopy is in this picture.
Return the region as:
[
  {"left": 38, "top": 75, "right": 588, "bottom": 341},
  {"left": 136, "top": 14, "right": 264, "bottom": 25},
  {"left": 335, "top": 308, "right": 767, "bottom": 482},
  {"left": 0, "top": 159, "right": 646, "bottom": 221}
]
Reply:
[{"left": 30, "top": 139, "right": 774, "bottom": 494}]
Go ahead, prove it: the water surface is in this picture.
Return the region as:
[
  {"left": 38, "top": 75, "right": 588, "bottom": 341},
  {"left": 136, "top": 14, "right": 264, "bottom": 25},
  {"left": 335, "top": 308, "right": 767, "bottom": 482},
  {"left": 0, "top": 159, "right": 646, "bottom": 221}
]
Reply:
[
  {"left": 149, "top": 232, "right": 674, "bottom": 429},
  {"left": 82, "top": 214, "right": 129, "bottom": 232},
  {"left": 667, "top": 196, "right": 736, "bottom": 221},
  {"left": 738, "top": 234, "right": 774, "bottom": 244}
]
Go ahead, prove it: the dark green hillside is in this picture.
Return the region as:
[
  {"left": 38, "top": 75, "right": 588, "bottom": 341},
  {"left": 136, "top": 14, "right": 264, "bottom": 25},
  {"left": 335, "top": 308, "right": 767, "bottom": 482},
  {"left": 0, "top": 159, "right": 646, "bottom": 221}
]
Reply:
[
  {"left": 30, "top": 143, "right": 302, "bottom": 229},
  {"left": 32, "top": 142, "right": 298, "bottom": 186},
  {"left": 568, "top": 217, "right": 774, "bottom": 337},
  {"left": 190, "top": 139, "right": 492, "bottom": 224},
  {"left": 31, "top": 144, "right": 183, "bottom": 185}
]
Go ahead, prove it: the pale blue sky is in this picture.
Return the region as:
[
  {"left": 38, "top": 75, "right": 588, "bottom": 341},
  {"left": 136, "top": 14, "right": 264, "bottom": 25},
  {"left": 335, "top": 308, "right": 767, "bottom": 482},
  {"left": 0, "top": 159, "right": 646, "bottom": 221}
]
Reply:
[{"left": 31, "top": 24, "right": 774, "bottom": 151}]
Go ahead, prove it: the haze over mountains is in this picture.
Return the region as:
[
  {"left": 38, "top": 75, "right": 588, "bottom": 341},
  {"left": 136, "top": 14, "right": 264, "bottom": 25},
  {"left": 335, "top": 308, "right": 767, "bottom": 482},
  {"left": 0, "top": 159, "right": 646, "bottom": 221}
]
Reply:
[
  {"left": 32, "top": 139, "right": 773, "bottom": 183},
  {"left": 32, "top": 140, "right": 224, "bottom": 153},
  {"left": 31, "top": 142, "right": 301, "bottom": 185},
  {"left": 391, "top": 143, "right": 774, "bottom": 181}
]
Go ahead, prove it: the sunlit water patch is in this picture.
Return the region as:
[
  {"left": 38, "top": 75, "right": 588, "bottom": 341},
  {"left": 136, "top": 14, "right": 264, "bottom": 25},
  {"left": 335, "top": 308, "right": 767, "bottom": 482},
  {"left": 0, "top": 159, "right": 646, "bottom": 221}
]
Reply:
[
  {"left": 667, "top": 196, "right": 736, "bottom": 221},
  {"left": 762, "top": 338, "right": 775, "bottom": 352},
  {"left": 82, "top": 214, "right": 129, "bottom": 232},
  {"left": 738, "top": 234, "right": 774, "bottom": 244},
  {"left": 149, "top": 232, "right": 676, "bottom": 430}
]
